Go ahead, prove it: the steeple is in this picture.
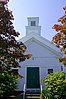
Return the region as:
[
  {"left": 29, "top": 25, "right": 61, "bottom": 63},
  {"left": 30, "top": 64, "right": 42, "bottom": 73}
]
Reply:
[{"left": 26, "top": 17, "right": 41, "bottom": 36}]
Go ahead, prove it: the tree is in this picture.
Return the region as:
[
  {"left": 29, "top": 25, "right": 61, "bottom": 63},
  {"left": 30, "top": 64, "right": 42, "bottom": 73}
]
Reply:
[
  {"left": 0, "top": 0, "right": 32, "bottom": 72},
  {"left": 42, "top": 72, "right": 66, "bottom": 99},
  {"left": 0, "top": 0, "right": 32, "bottom": 97},
  {"left": 52, "top": 6, "right": 66, "bottom": 66}
]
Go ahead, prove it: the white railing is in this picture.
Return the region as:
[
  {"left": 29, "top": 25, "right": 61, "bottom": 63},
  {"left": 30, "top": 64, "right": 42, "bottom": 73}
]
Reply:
[
  {"left": 23, "top": 84, "right": 26, "bottom": 99},
  {"left": 40, "top": 84, "right": 42, "bottom": 93}
]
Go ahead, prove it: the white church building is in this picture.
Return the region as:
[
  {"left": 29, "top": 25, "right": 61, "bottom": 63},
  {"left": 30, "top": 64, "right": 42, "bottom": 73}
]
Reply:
[{"left": 16, "top": 17, "right": 64, "bottom": 92}]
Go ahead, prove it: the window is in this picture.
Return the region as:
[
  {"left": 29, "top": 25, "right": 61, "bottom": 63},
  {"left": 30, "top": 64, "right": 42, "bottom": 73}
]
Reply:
[
  {"left": 48, "top": 69, "right": 53, "bottom": 74},
  {"left": 12, "top": 69, "right": 18, "bottom": 75},
  {"left": 31, "top": 21, "right": 36, "bottom": 26}
]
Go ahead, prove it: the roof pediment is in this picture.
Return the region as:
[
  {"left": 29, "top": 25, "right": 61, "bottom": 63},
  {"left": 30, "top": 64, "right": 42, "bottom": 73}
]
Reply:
[{"left": 19, "top": 33, "right": 62, "bottom": 56}]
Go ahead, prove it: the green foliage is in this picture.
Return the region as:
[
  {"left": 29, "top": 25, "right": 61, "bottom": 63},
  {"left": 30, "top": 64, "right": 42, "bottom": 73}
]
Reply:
[
  {"left": 42, "top": 72, "right": 66, "bottom": 99},
  {"left": 0, "top": 71, "right": 17, "bottom": 97}
]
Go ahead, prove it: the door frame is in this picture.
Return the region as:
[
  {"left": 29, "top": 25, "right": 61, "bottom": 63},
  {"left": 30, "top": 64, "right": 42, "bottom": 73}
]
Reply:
[{"left": 25, "top": 66, "right": 41, "bottom": 89}]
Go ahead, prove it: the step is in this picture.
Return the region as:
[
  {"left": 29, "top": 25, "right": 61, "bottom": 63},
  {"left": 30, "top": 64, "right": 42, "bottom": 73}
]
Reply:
[
  {"left": 25, "top": 93, "right": 40, "bottom": 98},
  {"left": 25, "top": 96, "right": 40, "bottom": 99},
  {"left": 26, "top": 93, "right": 40, "bottom": 96},
  {"left": 26, "top": 89, "right": 40, "bottom": 94},
  {"left": 25, "top": 89, "right": 40, "bottom": 99}
]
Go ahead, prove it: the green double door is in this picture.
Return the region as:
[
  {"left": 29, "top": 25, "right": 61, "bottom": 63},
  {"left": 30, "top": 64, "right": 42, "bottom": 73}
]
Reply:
[{"left": 26, "top": 67, "right": 40, "bottom": 88}]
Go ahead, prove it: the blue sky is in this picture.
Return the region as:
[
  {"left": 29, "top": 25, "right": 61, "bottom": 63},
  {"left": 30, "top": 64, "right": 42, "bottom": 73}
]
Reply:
[{"left": 8, "top": 0, "right": 66, "bottom": 41}]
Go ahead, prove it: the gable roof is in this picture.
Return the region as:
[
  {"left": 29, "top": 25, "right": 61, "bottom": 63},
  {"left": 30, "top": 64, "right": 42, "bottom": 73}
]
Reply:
[{"left": 18, "top": 33, "right": 62, "bottom": 57}]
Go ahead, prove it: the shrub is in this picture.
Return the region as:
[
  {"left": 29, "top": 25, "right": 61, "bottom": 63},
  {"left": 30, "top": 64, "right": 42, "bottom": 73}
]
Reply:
[
  {"left": 42, "top": 71, "right": 66, "bottom": 99},
  {"left": 0, "top": 71, "right": 17, "bottom": 98}
]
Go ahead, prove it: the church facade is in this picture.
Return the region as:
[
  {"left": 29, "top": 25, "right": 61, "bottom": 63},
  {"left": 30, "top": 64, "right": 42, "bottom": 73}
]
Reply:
[{"left": 16, "top": 17, "right": 64, "bottom": 91}]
